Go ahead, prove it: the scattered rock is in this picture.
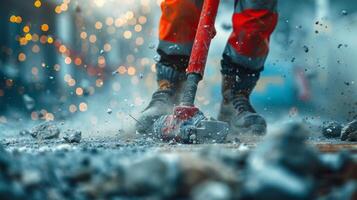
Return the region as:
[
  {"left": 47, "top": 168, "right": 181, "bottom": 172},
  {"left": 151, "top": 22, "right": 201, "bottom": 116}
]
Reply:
[
  {"left": 123, "top": 155, "right": 179, "bottom": 196},
  {"left": 1, "top": 122, "right": 357, "bottom": 199},
  {"left": 192, "top": 181, "right": 232, "bottom": 200},
  {"left": 21, "top": 169, "right": 42, "bottom": 187},
  {"left": 319, "top": 150, "right": 352, "bottom": 172},
  {"left": 341, "top": 120, "right": 357, "bottom": 141},
  {"left": 341, "top": 9, "right": 348, "bottom": 16},
  {"left": 23, "top": 94, "right": 35, "bottom": 110},
  {"left": 242, "top": 123, "right": 319, "bottom": 200},
  {"left": 19, "top": 129, "right": 30, "bottom": 136},
  {"left": 319, "top": 181, "right": 357, "bottom": 200},
  {"left": 63, "top": 129, "right": 82, "bottom": 143},
  {"left": 322, "top": 121, "right": 342, "bottom": 138},
  {"left": 106, "top": 109, "right": 112, "bottom": 115},
  {"left": 30, "top": 122, "right": 60, "bottom": 140}
]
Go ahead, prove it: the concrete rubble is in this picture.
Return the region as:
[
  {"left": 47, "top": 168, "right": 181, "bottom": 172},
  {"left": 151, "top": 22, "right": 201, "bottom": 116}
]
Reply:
[
  {"left": 29, "top": 122, "right": 60, "bottom": 140},
  {"left": 0, "top": 122, "right": 356, "bottom": 199},
  {"left": 63, "top": 129, "right": 82, "bottom": 143},
  {"left": 341, "top": 120, "right": 357, "bottom": 141},
  {"left": 321, "top": 121, "right": 343, "bottom": 139}
]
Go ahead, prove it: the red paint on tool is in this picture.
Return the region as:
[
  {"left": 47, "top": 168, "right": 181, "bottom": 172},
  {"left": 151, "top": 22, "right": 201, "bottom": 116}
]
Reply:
[{"left": 186, "top": 0, "right": 220, "bottom": 75}]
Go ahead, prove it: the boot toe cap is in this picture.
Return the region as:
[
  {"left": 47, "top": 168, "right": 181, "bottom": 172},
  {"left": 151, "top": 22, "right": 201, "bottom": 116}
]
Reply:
[{"left": 231, "top": 112, "right": 267, "bottom": 135}]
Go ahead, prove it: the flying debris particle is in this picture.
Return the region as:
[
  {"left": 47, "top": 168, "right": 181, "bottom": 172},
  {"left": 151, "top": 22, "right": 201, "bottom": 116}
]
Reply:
[
  {"left": 303, "top": 45, "right": 309, "bottom": 53},
  {"left": 291, "top": 57, "right": 296, "bottom": 63},
  {"left": 338, "top": 44, "right": 343, "bottom": 48},
  {"left": 23, "top": 94, "right": 35, "bottom": 110},
  {"left": 139, "top": 73, "right": 144, "bottom": 79},
  {"left": 221, "top": 23, "right": 232, "bottom": 31},
  {"left": 168, "top": 44, "right": 180, "bottom": 51},
  {"left": 100, "top": 49, "right": 104, "bottom": 54},
  {"left": 63, "top": 129, "right": 82, "bottom": 143},
  {"left": 235, "top": 76, "right": 240, "bottom": 82},
  {"left": 148, "top": 43, "right": 156, "bottom": 49},
  {"left": 344, "top": 81, "right": 350, "bottom": 86},
  {"left": 49, "top": 76, "right": 54, "bottom": 80},
  {"left": 112, "top": 70, "right": 118, "bottom": 76},
  {"left": 107, "top": 108, "right": 113, "bottom": 115},
  {"left": 153, "top": 55, "right": 160, "bottom": 62},
  {"left": 341, "top": 9, "right": 348, "bottom": 16}
]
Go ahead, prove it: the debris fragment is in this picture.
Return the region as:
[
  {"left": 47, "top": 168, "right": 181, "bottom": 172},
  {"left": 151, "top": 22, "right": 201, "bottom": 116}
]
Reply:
[
  {"left": 106, "top": 108, "right": 113, "bottom": 115},
  {"left": 30, "top": 122, "right": 60, "bottom": 140},
  {"left": 192, "top": 181, "right": 232, "bottom": 200},
  {"left": 242, "top": 123, "right": 319, "bottom": 200},
  {"left": 19, "top": 129, "right": 31, "bottom": 136},
  {"left": 148, "top": 43, "right": 156, "bottom": 49},
  {"left": 341, "top": 9, "right": 348, "bottom": 16},
  {"left": 23, "top": 94, "right": 35, "bottom": 110},
  {"left": 63, "top": 129, "right": 82, "bottom": 143},
  {"left": 321, "top": 121, "right": 342, "bottom": 138},
  {"left": 341, "top": 120, "right": 357, "bottom": 141},
  {"left": 303, "top": 45, "right": 309, "bottom": 53}
]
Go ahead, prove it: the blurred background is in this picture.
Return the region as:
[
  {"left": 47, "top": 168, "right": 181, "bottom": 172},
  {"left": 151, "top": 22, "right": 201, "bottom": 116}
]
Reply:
[{"left": 0, "top": 0, "right": 356, "bottom": 134}]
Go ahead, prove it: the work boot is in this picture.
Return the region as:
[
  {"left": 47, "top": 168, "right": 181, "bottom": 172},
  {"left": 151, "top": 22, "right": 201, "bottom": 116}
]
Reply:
[
  {"left": 136, "top": 61, "right": 186, "bottom": 134},
  {"left": 218, "top": 59, "right": 267, "bottom": 135}
]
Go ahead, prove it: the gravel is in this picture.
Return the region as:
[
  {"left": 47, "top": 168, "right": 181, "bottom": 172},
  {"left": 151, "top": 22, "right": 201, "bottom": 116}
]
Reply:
[{"left": 0, "top": 122, "right": 356, "bottom": 199}]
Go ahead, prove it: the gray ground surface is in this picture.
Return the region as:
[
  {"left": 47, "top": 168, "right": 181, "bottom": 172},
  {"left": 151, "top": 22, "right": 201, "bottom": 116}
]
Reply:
[{"left": 1, "top": 122, "right": 357, "bottom": 200}]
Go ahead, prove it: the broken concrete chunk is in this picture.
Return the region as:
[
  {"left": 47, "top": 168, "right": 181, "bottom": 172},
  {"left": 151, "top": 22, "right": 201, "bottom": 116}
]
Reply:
[
  {"left": 319, "top": 151, "right": 352, "bottom": 172},
  {"left": 192, "top": 181, "right": 232, "bottom": 200},
  {"left": 30, "top": 122, "right": 60, "bottom": 140},
  {"left": 21, "top": 169, "right": 42, "bottom": 187},
  {"left": 19, "top": 129, "right": 31, "bottom": 136},
  {"left": 341, "top": 120, "right": 357, "bottom": 141},
  {"left": 63, "top": 129, "right": 82, "bottom": 143},
  {"left": 123, "top": 155, "right": 179, "bottom": 196},
  {"left": 318, "top": 181, "right": 357, "bottom": 200},
  {"left": 242, "top": 123, "right": 319, "bottom": 200},
  {"left": 321, "top": 121, "right": 342, "bottom": 138}
]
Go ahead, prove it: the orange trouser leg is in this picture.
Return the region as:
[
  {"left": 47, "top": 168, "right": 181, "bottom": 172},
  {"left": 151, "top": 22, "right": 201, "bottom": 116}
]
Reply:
[
  {"left": 224, "top": 0, "right": 278, "bottom": 71},
  {"left": 158, "top": 0, "right": 203, "bottom": 58}
]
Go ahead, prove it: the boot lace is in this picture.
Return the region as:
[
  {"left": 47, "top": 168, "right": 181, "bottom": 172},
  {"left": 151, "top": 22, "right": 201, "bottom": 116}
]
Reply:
[{"left": 232, "top": 95, "right": 256, "bottom": 114}]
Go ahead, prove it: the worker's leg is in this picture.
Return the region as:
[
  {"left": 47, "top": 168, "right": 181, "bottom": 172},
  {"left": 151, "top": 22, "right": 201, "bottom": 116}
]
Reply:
[
  {"left": 137, "top": 0, "right": 203, "bottom": 133},
  {"left": 158, "top": 0, "right": 203, "bottom": 71},
  {"left": 218, "top": 0, "right": 278, "bottom": 134}
]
